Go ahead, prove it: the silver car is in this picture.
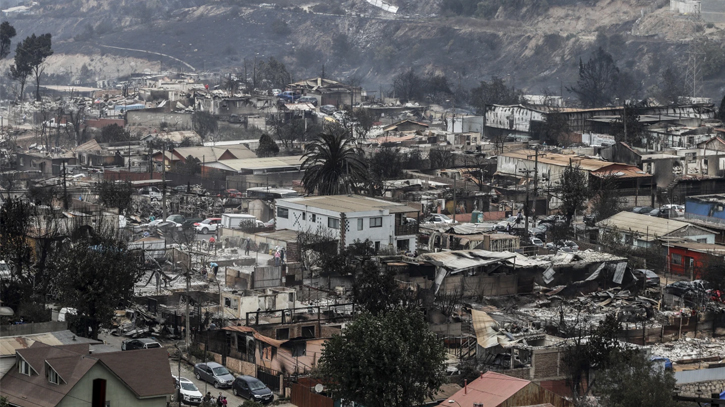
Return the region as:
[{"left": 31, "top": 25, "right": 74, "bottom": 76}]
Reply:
[{"left": 194, "top": 362, "right": 234, "bottom": 389}]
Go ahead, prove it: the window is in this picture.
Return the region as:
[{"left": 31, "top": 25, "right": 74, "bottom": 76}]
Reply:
[
  {"left": 47, "top": 365, "right": 60, "bottom": 384},
  {"left": 288, "top": 292, "right": 295, "bottom": 303},
  {"left": 18, "top": 359, "right": 30, "bottom": 376},
  {"left": 311, "top": 214, "right": 316, "bottom": 222},
  {"left": 302, "top": 212, "right": 306, "bottom": 220},
  {"left": 302, "top": 326, "right": 315, "bottom": 338},
  {"left": 672, "top": 253, "right": 682, "bottom": 265},
  {"left": 328, "top": 218, "right": 340, "bottom": 229},
  {"left": 370, "top": 217, "right": 383, "bottom": 228},
  {"left": 276, "top": 328, "right": 289, "bottom": 340},
  {"left": 277, "top": 207, "right": 289, "bottom": 219},
  {"left": 292, "top": 342, "right": 307, "bottom": 357},
  {"left": 374, "top": 241, "right": 380, "bottom": 252},
  {"left": 357, "top": 219, "right": 363, "bottom": 231}
]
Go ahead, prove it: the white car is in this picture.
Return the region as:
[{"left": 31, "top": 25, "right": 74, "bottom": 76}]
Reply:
[
  {"left": 194, "top": 218, "right": 221, "bottom": 234},
  {"left": 530, "top": 237, "right": 544, "bottom": 247},
  {"left": 173, "top": 375, "right": 203, "bottom": 405},
  {"left": 425, "top": 214, "right": 454, "bottom": 224},
  {"left": 272, "top": 89, "right": 282, "bottom": 96}
]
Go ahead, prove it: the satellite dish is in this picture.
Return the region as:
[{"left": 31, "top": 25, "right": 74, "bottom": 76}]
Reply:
[{"left": 314, "top": 383, "right": 324, "bottom": 393}]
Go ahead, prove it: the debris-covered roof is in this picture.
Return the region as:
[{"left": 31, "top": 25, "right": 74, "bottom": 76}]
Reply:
[{"left": 596, "top": 212, "right": 711, "bottom": 240}]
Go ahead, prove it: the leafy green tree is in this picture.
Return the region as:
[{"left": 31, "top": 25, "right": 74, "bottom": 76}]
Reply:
[
  {"left": 568, "top": 47, "right": 620, "bottom": 108},
  {"left": 192, "top": 111, "right": 218, "bottom": 141},
  {"left": 367, "top": 146, "right": 404, "bottom": 193},
  {"left": 15, "top": 33, "right": 53, "bottom": 101},
  {"left": 27, "top": 185, "right": 57, "bottom": 206},
  {"left": 53, "top": 230, "right": 144, "bottom": 339},
  {"left": 0, "top": 21, "right": 16, "bottom": 59},
  {"left": 301, "top": 132, "right": 367, "bottom": 195},
  {"left": 597, "top": 351, "right": 677, "bottom": 407},
  {"left": 256, "top": 133, "right": 279, "bottom": 157},
  {"left": 352, "top": 261, "right": 414, "bottom": 316},
  {"left": 175, "top": 155, "right": 201, "bottom": 175},
  {"left": 556, "top": 162, "right": 589, "bottom": 224},
  {"left": 318, "top": 309, "right": 446, "bottom": 407},
  {"left": 96, "top": 181, "right": 134, "bottom": 213},
  {"left": 254, "top": 57, "right": 290, "bottom": 89}
]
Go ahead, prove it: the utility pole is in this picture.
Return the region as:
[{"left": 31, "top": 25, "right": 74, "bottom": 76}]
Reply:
[
  {"left": 62, "top": 159, "right": 69, "bottom": 210},
  {"left": 162, "top": 143, "right": 168, "bottom": 220},
  {"left": 452, "top": 177, "right": 457, "bottom": 224},
  {"left": 519, "top": 168, "right": 535, "bottom": 237},
  {"left": 185, "top": 268, "right": 191, "bottom": 349}
]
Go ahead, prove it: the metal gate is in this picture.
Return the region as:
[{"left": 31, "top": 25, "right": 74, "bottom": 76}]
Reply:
[{"left": 257, "top": 368, "right": 281, "bottom": 392}]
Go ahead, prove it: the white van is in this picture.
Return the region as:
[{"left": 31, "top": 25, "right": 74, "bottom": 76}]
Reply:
[{"left": 221, "top": 214, "right": 264, "bottom": 229}]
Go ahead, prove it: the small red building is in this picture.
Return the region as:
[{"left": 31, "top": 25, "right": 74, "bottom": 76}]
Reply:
[{"left": 664, "top": 240, "right": 725, "bottom": 277}]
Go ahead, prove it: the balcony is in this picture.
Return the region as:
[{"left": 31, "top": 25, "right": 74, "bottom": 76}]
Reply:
[{"left": 395, "top": 222, "right": 419, "bottom": 236}]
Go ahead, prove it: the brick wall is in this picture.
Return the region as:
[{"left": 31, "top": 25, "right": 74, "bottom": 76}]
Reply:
[{"left": 532, "top": 348, "right": 565, "bottom": 380}]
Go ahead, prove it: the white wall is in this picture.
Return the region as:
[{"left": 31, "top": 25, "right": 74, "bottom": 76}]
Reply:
[{"left": 485, "top": 106, "right": 545, "bottom": 133}]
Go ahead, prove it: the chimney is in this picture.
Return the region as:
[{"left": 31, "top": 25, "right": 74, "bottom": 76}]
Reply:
[{"left": 465, "top": 379, "right": 467, "bottom": 395}]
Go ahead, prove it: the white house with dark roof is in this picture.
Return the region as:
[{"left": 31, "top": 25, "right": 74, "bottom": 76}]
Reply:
[{"left": 274, "top": 195, "right": 419, "bottom": 252}]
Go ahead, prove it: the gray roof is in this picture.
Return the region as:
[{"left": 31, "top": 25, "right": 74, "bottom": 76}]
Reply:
[
  {"left": 277, "top": 194, "right": 418, "bottom": 214},
  {"left": 596, "top": 212, "right": 713, "bottom": 241}
]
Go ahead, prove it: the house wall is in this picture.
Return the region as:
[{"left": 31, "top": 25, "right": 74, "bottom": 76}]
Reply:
[
  {"left": 500, "top": 383, "right": 573, "bottom": 407},
  {"left": 486, "top": 106, "right": 545, "bottom": 133},
  {"left": 496, "top": 155, "right": 575, "bottom": 185},
  {"left": 274, "top": 202, "right": 406, "bottom": 249},
  {"left": 61, "top": 364, "right": 169, "bottom": 407},
  {"left": 127, "top": 111, "right": 192, "bottom": 130}
]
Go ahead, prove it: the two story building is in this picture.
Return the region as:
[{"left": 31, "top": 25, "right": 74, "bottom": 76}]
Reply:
[{"left": 274, "top": 195, "right": 419, "bottom": 252}]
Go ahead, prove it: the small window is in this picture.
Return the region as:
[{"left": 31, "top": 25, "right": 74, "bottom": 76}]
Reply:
[
  {"left": 47, "top": 366, "right": 60, "bottom": 384},
  {"left": 672, "top": 253, "right": 682, "bottom": 265},
  {"left": 328, "top": 218, "right": 340, "bottom": 229},
  {"left": 288, "top": 292, "right": 295, "bottom": 303},
  {"left": 19, "top": 359, "right": 30, "bottom": 376},
  {"left": 302, "top": 325, "right": 315, "bottom": 338},
  {"left": 292, "top": 342, "right": 306, "bottom": 357},
  {"left": 277, "top": 207, "right": 289, "bottom": 219},
  {"left": 276, "top": 328, "right": 289, "bottom": 340},
  {"left": 311, "top": 214, "right": 316, "bottom": 222},
  {"left": 357, "top": 219, "right": 363, "bottom": 231},
  {"left": 374, "top": 241, "right": 380, "bottom": 252},
  {"left": 302, "top": 212, "right": 306, "bottom": 220},
  {"left": 370, "top": 217, "right": 382, "bottom": 228}
]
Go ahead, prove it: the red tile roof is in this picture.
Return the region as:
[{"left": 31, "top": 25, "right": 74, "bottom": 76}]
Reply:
[{"left": 437, "top": 371, "right": 530, "bottom": 407}]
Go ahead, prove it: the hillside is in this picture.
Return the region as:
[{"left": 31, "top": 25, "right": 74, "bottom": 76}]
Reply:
[{"left": 5, "top": 0, "right": 725, "bottom": 103}]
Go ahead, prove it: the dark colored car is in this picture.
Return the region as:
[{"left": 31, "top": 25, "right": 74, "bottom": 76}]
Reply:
[
  {"left": 121, "top": 338, "right": 161, "bottom": 351},
  {"left": 232, "top": 375, "right": 274, "bottom": 404},
  {"left": 194, "top": 362, "right": 234, "bottom": 389},
  {"left": 633, "top": 269, "right": 660, "bottom": 287},
  {"left": 633, "top": 206, "right": 654, "bottom": 214},
  {"left": 320, "top": 105, "right": 336, "bottom": 115}
]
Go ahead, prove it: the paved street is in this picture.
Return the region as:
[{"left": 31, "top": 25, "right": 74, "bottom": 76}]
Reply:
[{"left": 99, "top": 333, "right": 295, "bottom": 407}]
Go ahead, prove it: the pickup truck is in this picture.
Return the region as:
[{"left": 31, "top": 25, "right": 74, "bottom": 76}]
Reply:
[{"left": 278, "top": 91, "right": 300, "bottom": 102}]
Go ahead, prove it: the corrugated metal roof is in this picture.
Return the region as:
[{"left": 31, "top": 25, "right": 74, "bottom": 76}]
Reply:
[
  {"left": 472, "top": 310, "right": 510, "bottom": 349},
  {"left": 501, "top": 149, "right": 616, "bottom": 172},
  {"left": 216, "top": 156, "right": 304, "bottom": 171},
  {"left": 277, "top": 194, "right": 417, "bottom": 214},
  {"left": 675, "top": 366, "right": 725, "bottom": 384},
  {"left": 596, "top": 212, "right": 694, "bottom": 240},
  {"left": 437, "top": 371, "right": 530, "bottom": 407},
  {"left": 421, "top": 249, "right": 547, "bottom": 272}
]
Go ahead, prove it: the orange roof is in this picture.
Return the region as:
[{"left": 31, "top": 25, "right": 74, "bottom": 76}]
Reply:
[{"left": 437, "top": 371, "right": 530, "bottom": 407}]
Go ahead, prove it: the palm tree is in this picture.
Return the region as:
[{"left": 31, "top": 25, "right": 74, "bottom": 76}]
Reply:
[{"left": 301, "top": 132, "right": 367, "bottom": 195}]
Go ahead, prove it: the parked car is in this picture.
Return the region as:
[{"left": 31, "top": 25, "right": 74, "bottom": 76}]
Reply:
[
  {"left": 272, "top": 89, "right": 282, "bottom": 96},
  {"left": 633, "top": 269, "right": 660, "bottom": 288},
  {"left": 223, "top": 189, "right": 243, "bottom": 198},
  {"left": 530, "top": 237, "right": 544, "bottom": 247},
  {"left": 320, "top": 105, "right": 336, "bottom": 115},
  {"left": 182, "top": 218, "right": 204, "bottom": 229},
  {"left": 297, "top": 96, "right": 318, "bottom": 106},
  {"left": 278, "top": 91, "right": 300, "bottom": 102},
  {"left": 633, "top": 206, "right": 654, "bottom": 214},
  {"left": 424, "top": 214, "right": 454, "bottom": 224},
  {"left": 194, "top": 362, "right": 235, "bottom": 389},
  {"left": 173, "top": 185, "right": 190, "bottom": 194},
  {"left": 122, "top": 338, "right": 161, "bottom": 351},
  {"left": 195, "top": 218, "right": 222, "bottom": 234},
  {"left": 538, "top": 215, "right": 566, "bottom": 225},
  {"left": 173, "top": 375, "right": 203, "bottom": 405},
  {"left": 648, "top": 208, "right": 661, "bottom": 217},
  {"left": 166, "top": 214, "right": 186, "bottom": 224},
  {"left": 139, "top": 186, "right": 162, "bottom": 201},
  {"left": 231, "top": 375, "right": 274, "bottom": 404}
]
